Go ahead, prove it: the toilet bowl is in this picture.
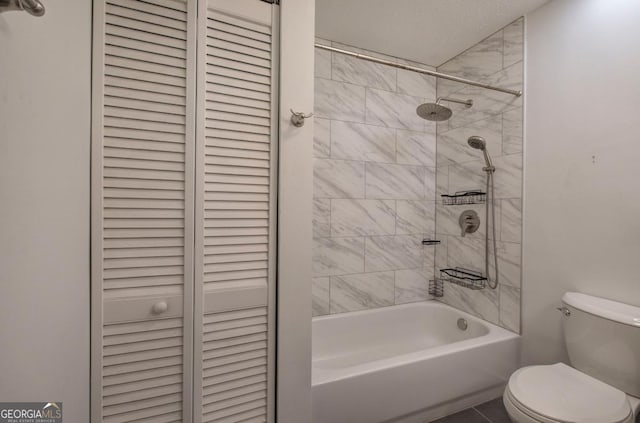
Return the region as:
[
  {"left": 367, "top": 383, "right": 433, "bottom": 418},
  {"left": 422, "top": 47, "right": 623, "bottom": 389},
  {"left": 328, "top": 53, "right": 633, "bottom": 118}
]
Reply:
[
  {"left": 503, "top": 363, "right": 639, "bottom": 423},
  {"left": 504, "top": 292, "right": 640, "bottom": 423}
]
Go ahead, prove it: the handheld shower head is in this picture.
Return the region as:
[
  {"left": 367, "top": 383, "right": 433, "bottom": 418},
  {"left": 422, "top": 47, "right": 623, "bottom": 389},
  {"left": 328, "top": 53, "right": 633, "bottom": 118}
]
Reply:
[
  {"left": 467, "top": 136, "right": 486, "bottom": 150},
  {"left": 467, "top": 136, "right": 494, "bottom": 171}
]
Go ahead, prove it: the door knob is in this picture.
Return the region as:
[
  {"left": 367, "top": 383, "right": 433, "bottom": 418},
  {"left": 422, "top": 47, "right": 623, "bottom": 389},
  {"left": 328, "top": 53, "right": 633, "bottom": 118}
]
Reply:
[{"left": 152, "top": 301, "right": 168, "bottom": 314}]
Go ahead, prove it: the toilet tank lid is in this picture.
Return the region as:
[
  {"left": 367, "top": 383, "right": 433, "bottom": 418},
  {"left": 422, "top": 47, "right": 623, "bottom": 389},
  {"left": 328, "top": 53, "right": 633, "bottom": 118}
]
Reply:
[{"left": 562, "top": 292, "right": 640, "bottom": 328}]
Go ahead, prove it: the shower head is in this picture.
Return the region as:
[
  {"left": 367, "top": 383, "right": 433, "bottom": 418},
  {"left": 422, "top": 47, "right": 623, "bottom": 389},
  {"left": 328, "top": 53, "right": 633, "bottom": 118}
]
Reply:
[
  {"left": 467, "top": 136, "right": 486, "bottom": 150},
  {"left": 416, "top": 102, "right": 452, "bottom": 122},
  {"left": 467, "top": 136, "right": 494, "bottom": 171},
  {"left": 416, "top": 97, "right": 473, "bottom": 122}
]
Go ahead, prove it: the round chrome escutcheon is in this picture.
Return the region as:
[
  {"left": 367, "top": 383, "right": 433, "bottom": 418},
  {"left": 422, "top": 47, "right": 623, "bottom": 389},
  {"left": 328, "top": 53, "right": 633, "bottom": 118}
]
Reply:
[{"left": 457, "top": 318, "right": 468, "bottom": 331}]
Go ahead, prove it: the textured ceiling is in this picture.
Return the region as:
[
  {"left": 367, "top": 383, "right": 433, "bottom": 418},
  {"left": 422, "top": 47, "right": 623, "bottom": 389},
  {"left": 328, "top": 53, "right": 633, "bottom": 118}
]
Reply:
[{"left": 315, "top": 0, "right": 550, "bottom": 66}]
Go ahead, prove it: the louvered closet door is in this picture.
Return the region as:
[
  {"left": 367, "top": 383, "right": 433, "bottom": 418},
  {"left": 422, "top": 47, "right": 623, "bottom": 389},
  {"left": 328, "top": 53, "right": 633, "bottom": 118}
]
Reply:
[
  {"left": 91, "top": 0, "right": 196, "bottom": 422},
  {"left": 194, "top": 1, "right": 278, "bottom": 422}
]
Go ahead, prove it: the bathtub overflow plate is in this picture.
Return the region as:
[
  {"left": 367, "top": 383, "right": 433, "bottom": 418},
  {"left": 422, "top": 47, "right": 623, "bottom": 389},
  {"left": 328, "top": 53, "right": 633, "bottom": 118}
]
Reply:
[{"left": 457, "top": 318, "right": 468, "bottom": 331}]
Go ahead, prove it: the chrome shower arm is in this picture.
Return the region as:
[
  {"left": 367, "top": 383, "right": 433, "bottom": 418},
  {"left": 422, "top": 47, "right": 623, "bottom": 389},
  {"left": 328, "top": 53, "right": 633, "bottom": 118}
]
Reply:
[{"left": 436, "top": 97, "right": 473, "bottom": 108}]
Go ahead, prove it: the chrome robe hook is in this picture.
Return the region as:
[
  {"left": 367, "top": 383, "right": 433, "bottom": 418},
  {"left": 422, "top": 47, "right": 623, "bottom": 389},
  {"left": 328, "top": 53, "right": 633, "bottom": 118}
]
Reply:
[{"left": 290, "top": 109, "right": 313, "bottom": 127}]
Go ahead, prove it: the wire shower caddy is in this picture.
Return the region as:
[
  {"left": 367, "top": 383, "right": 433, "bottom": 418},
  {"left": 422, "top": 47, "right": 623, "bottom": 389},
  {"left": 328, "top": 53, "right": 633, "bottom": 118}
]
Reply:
[
  {"left": 429, "top": 267, "right": 488, "bottom": 297},
  {"left": 441, "top": 190, "right": 486, "bottom": 205}
]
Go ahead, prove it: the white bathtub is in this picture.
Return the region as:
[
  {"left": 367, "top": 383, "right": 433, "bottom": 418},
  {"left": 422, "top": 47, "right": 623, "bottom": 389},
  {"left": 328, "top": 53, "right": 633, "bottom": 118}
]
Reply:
[{"left": 312, "top": 301, "right": 520, "bottom": 423}]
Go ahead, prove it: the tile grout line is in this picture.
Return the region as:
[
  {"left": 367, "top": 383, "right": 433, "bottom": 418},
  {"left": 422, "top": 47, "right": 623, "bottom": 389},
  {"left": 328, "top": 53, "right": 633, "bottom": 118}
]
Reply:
[
  {"left": 473, "top": 406, "right": 496, "bottom": 423},
  {"left": 328, "top": 196, "right": 333, "bottom": 313}
]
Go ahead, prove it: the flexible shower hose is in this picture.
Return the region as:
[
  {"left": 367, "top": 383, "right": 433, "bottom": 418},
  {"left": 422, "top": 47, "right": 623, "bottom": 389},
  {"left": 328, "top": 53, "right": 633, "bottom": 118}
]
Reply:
[{"left": 485, "top": 171, "right": 499, "bottom": 289}]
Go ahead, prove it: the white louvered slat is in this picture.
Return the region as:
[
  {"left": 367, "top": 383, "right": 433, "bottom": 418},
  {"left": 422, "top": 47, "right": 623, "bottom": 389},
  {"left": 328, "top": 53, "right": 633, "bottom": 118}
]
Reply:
[
  {"left": 106, "top": 22, "right": 186, "bottom": 49},
  {"left": 106, "top": 14, "right": 186, "bottom": 41},
  {"left": 106, "top": 44, "right": 186, "bottom": 69},
  {"left": 207, "top": 12, "right": 271, "bottom": 40},
  {"left": 208, "top": 70, "right": 271, "bottom": 93},
  {"left": 206, "top": 28, "right": 270, "bottom": 53},
  {"left": 108, "top": 0, "right": 186, "bottom": 20},
  {"left": 207, "top": 86, "right": 270, "bottom": 105},
  {"left": 105, "top": 87, "right": 186, "bottom": 108},
  {"left": 195, "top": 1, "right": 276, "bottom": 421},
  {"left": 94, "top": 0, "right": 193, "bottom": 421}
]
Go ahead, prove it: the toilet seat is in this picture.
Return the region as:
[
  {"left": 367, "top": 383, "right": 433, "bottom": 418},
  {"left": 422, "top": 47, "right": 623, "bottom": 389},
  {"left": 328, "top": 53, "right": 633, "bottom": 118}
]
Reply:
[{"left": 505, "top": 363, "right": 633, "bottom": 423}]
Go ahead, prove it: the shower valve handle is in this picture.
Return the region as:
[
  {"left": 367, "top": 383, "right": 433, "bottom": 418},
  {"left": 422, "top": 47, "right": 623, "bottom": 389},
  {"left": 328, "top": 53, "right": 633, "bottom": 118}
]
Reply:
[{"left": 459, "top": 210, "right": 480, "bottom": 237}]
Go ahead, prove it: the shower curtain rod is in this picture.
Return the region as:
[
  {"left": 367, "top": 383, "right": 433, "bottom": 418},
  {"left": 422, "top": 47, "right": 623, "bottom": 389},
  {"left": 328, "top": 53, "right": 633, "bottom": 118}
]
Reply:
[{"left": 315, "top": 43, "right": 522, "bottom": 97}]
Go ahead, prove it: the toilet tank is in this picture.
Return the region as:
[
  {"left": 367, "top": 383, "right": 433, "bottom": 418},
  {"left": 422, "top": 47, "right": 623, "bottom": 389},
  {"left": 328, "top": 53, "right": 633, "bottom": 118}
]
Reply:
[{"left": 561, "top": 292, "right": 640, "bottom": 397}]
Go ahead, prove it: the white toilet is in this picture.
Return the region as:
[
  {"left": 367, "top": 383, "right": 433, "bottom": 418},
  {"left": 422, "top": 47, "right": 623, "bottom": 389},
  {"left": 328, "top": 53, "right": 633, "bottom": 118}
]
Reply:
[{"left": 504, "top": 292, "right": 640, "bottom": 423}]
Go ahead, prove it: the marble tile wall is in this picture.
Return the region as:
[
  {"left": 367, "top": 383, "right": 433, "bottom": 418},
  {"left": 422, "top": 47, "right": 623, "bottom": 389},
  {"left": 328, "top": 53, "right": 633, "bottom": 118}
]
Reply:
[
  {"left": 312, "top": 39, "right": 438, "bottom": 316},
  {"left": 434, "top": 18, "right": 524, "bottom": 333}
]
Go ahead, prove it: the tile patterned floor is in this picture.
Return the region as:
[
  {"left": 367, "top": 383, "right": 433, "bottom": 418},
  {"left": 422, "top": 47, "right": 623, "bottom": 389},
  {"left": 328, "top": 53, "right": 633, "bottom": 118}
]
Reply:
[{"left": 429, "top": 398, "right": 512, "bottom": 423}]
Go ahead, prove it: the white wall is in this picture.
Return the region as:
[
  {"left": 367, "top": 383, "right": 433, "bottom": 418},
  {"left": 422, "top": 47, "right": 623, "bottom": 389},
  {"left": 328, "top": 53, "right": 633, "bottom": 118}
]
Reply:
[
  {"left": 0, "top": 1, "right": 91, "bottom": 421},
  {"left": 277, "top": 0, "right": 314, "bottom": 421},
  {"left": 523, "top": 0, "right": 640, "bottom": 365}
]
